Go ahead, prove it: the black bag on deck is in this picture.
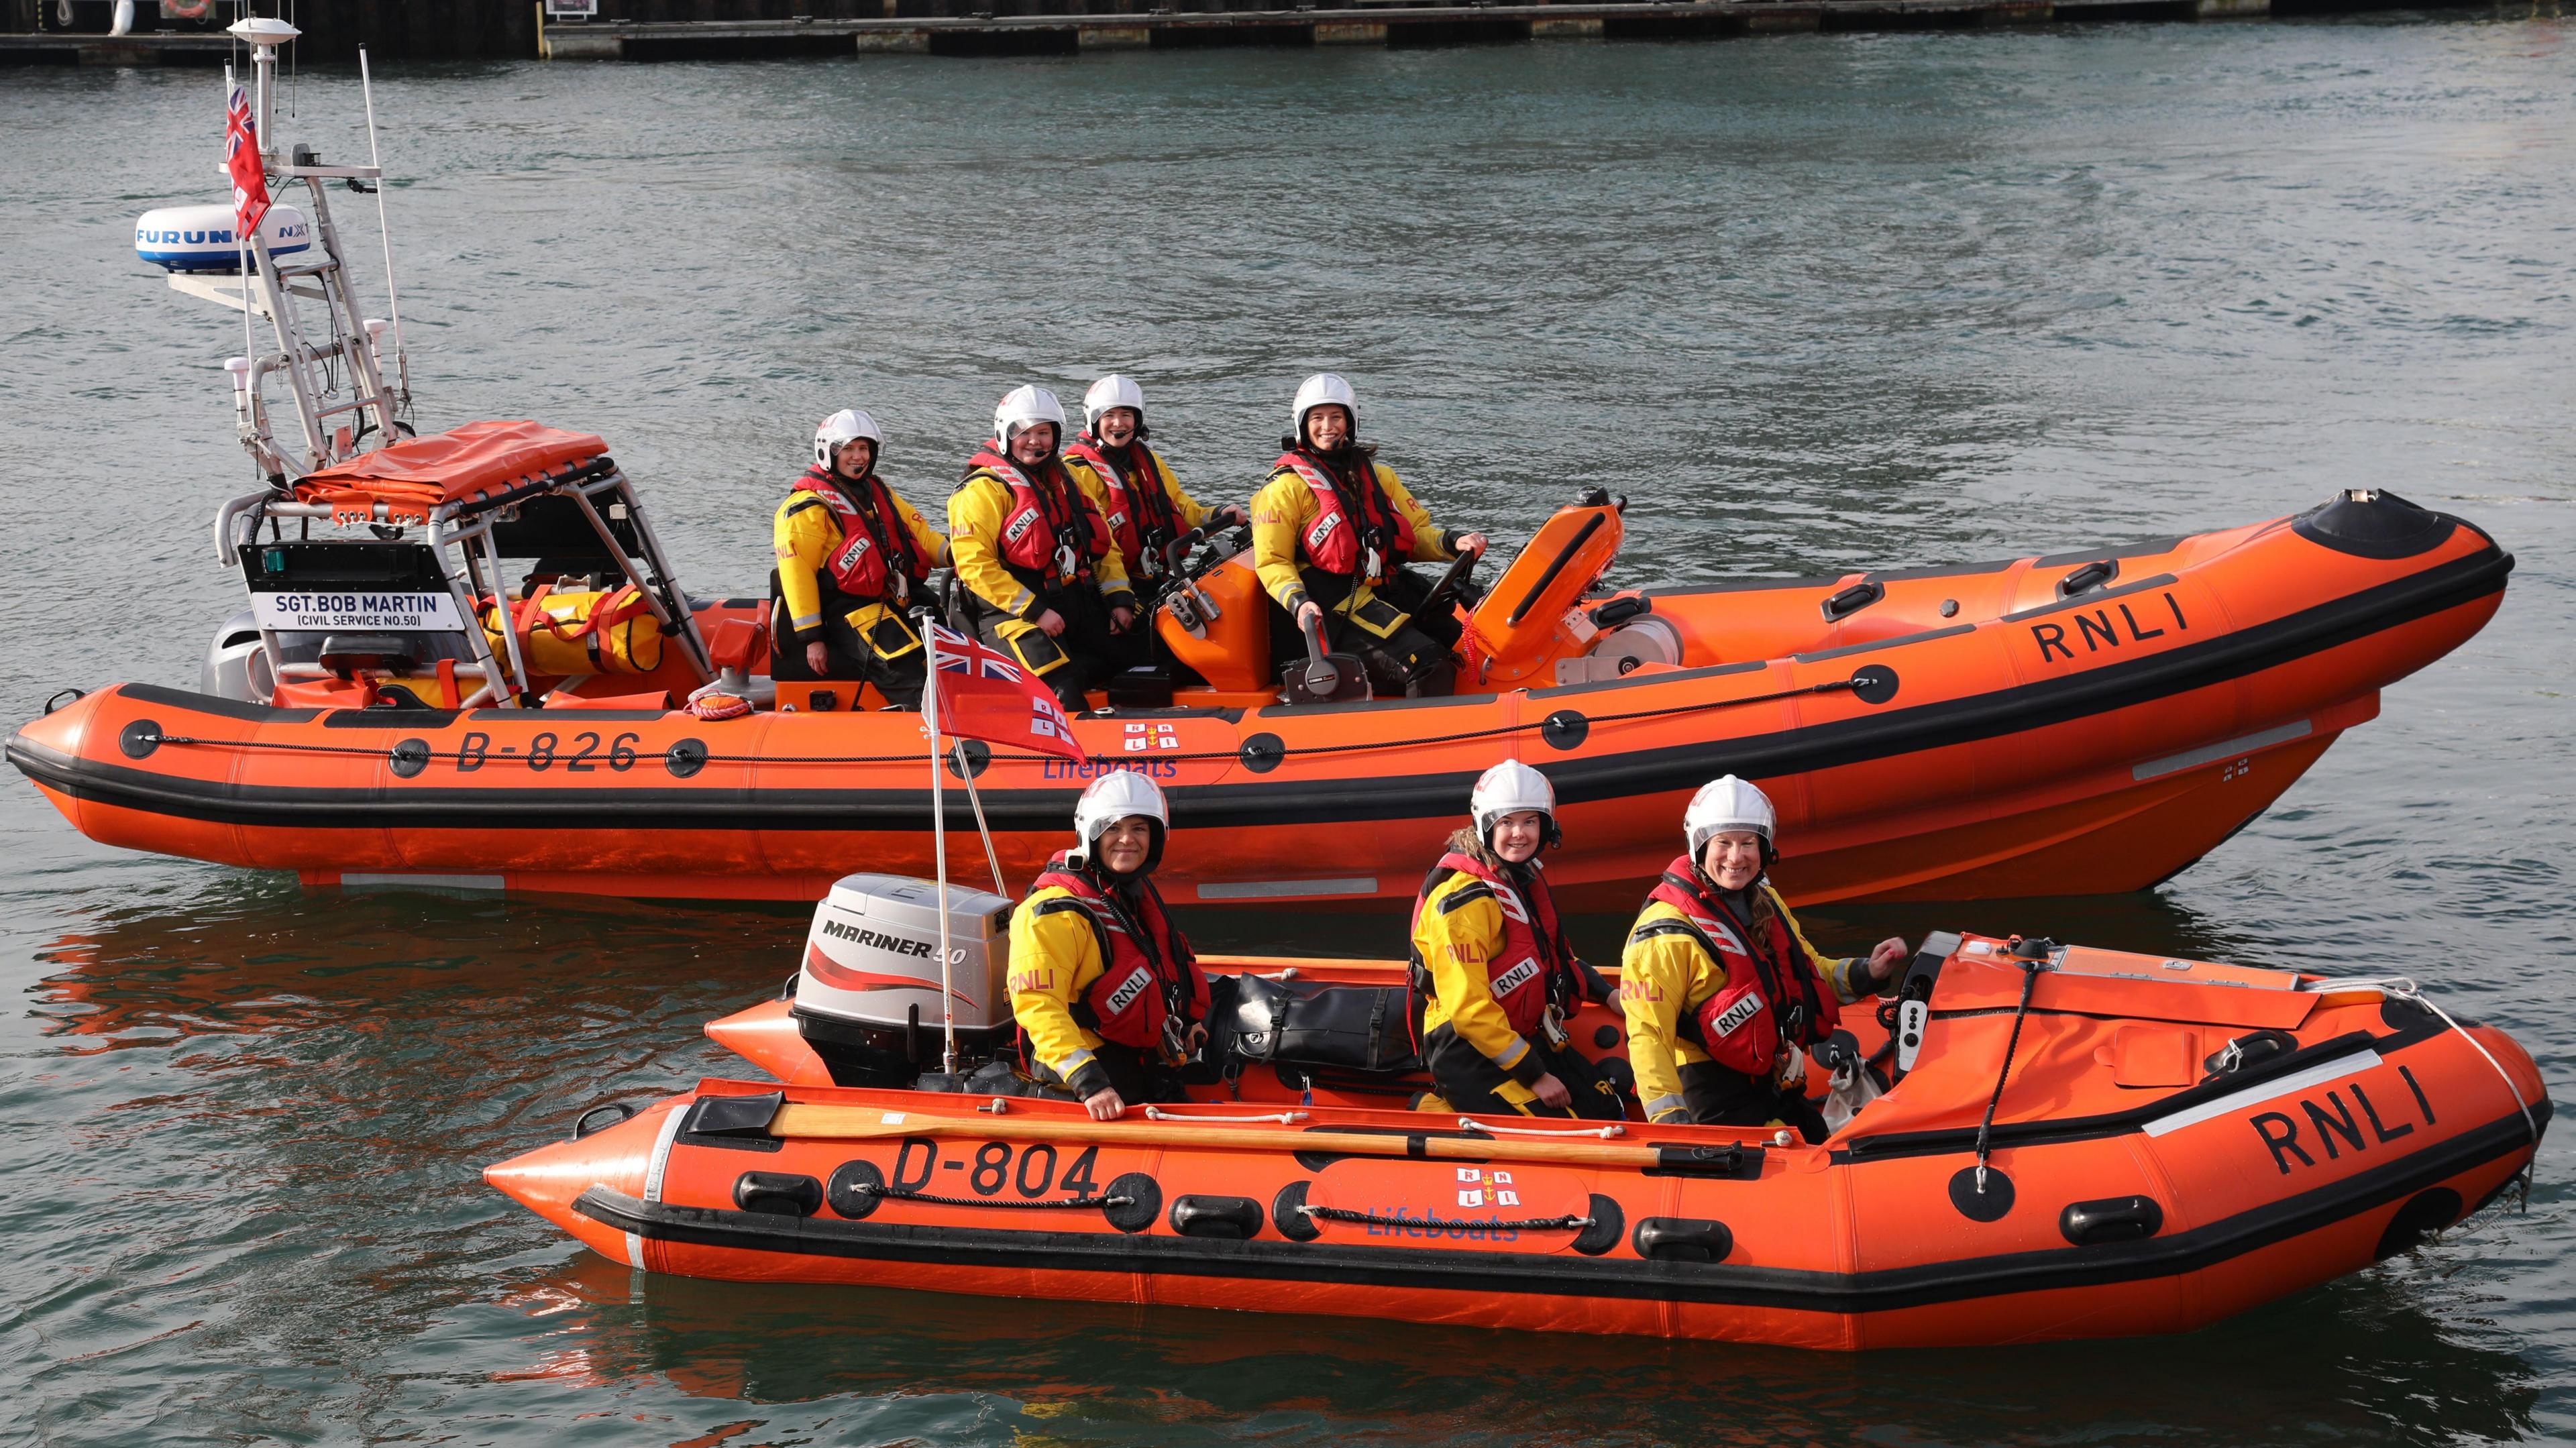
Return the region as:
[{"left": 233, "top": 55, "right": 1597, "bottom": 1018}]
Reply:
[{"left": 1223, "top": 974, "right": 1423, "bottom": 1074}]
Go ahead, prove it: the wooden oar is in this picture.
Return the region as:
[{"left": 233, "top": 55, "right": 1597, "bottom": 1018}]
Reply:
[{"left": 769, "top": 1103, "right": 1747, "bottom": 1174}]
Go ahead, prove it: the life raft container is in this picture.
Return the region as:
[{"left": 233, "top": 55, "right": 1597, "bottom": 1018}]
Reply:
[
  {"left": 490, "top": 934, "right": 2546, "bottom": 1349},
  {"left": 11, "top": 489, "right": 2512, "bottom": 905}
]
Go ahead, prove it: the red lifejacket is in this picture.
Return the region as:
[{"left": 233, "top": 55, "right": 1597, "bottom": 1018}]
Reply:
[
  {"left": 967, "top": 447, "right": 1109, "bottom": 587},
  {"left": 1030, "top": 850, "right": 1209, "bottom": 1054},
  {"left": 1273, "top": 448, "right": 1415, "bottom": 583},
  {"left": 793, "top": 467, "right": 922, "bottom": 602},
  {"left": 1643, "top": 856, "right": 1839, "bottom": 1078},
  {"left": 1066, "top": 434, "right": 1183, "bottom": 577},
  {"left": 1412, "top": 850, "right": 1576, "bottom": 1040}
]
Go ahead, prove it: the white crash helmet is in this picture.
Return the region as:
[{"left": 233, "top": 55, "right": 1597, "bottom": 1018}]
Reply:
[
  {"left": 1083, "top": 374, "right": 1146, "bottom": 434},
  {"left": 1072, "top": 768, "right": 1169, "bottom": 875},
  {"left": 1291, "top": 372, "right": 1358, "bottom": 447},
  {"left": 814, "top": 408, "right": 883, "bottom": 473},
  {"left": 1684, "top": 775, "right": 1776, "bottom": 865},
  {"left": 1470, "top": 759, "right": 1559, "bottom": 850},
  {"left": 994, "top": 385, "right": 1067, "bottom": 449}
]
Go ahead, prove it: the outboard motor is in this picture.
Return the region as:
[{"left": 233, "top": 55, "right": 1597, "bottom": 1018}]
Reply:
[{"left": 792, "top": 874, "right": 1015, "bottom": 1087}]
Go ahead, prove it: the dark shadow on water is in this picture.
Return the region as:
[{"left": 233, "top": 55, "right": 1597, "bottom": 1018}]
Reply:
[{"left": 495, "top": 1248, "right": 2543, "bottom": 1447}]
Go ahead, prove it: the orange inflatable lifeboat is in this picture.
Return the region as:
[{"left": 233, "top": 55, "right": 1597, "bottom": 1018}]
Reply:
[
  {"left": 488, "top": 928, "right": 2546, "bottom": 1349},
  {"left": 9, "top": 418, "right": 2512, "bottom": 907}
]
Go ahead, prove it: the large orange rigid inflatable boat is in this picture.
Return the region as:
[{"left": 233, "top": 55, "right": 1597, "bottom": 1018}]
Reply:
[
  {"left": 488, "top": 933, "right": 2547, "bottom": 1349},
  {"left": 8, "top": 419, "right": 2512, "bottom": 906}
]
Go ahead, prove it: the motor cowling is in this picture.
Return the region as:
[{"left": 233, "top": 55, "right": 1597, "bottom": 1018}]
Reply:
[{"left": 792, "top": 875, "right": 1015, "bottom": 1087}]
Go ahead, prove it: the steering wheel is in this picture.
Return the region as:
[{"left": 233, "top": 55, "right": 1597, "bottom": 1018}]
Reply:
[{"left": 1415, "top": 548, "right": 1481, "bottom": 617}]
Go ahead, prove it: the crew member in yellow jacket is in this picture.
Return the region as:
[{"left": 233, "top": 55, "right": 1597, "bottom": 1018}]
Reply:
[
  {"left": 1008, "top": 771, "right": 1211, "bottom": 1120},
  {"left": 1621, "top": 776, "right": 1907, "bottom": 1141},
  {"left": 949, "top": 385, "right": 1136, "bottom": 710},
  {"left": 1409, "top": 760, "right": 1620, "bottom": 1119},
  {"left": 771, "top": 408, "right": 950, "bottom": 708},
  {"left": 1065, "top": 374, "right": 1244, "bottom": 592},
  {"left": 1249, "top": 372, "right": 1484, "bottom": 697}
]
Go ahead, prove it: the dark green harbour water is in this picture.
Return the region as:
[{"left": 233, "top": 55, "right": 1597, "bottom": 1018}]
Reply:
[{"left": 2, "top": 16, "right": 2571, "bottom": 1443}]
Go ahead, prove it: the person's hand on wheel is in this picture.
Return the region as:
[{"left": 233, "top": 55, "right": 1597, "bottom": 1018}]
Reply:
[
  {"left": 804, "top": 641, "right": 830, "bottom": 675},
  {"left": 1083, "top": 1088, "right": 1128, "bottom": 1121},
  {"left": 1532, "top": 1072, "right": 1572, "bottom": 1110},
  {"left": 1110, "top": 605, "right": 1135, "bottom": 634},
  {"left": 1457, "top": 532, "right": 1489, "bottom": 557},
  {"left": 1036, "top": 609, "right": 1067, "bottom": 637}
]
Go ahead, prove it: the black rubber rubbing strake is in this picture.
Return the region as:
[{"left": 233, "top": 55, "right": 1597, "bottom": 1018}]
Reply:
[{"left": 1103, "top": 1173, "right": 1161, "bottom": 1234}]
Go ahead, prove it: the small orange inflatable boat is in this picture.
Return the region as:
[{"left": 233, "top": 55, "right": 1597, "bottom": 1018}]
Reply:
[
  {"left": 489, "top": 934, "right": 2547, "bottom": 1349},
  {"left": 9, "top": 419, "right": 2513, "bottom": 906}
]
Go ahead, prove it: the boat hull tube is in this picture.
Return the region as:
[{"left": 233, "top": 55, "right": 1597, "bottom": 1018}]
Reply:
[
  {"left": 11, "top": 490, "right": 2510, "bottom": 906},
  {"left": 488, "top": 938, "right": 2548, "bottom": 1349}
]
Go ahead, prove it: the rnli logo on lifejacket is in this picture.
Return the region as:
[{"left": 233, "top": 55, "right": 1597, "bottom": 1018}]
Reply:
[
  {"left": 1305, "top": 512, "right": 1342, "bottom": 551},
  {"left": 1489, "top": 958, "right": 1542, "bottom": 999},
  {"left": 1712, "top": 991, "right": 1766, "bottom": 1037},
  {"left": 833, "top": 536, "right": 872, "bottom": 567},
  {"left": 1108, "top": 508, "right": 1129, "bottom": 529},
  {"left": 1004, "top": 511, "right": 1038, "bottom": 545},
  {"left": 1103, "top": 964, "right": 1155, "bottom": 1017}
]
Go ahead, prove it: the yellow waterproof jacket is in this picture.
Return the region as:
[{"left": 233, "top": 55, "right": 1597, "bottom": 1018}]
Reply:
[
  {"left": 772, "top": 478, "right": 949, "bottom": 648},
  {"left": 949, "top": 466, "right": 1136, "bottom": 636},
  {"left": 1007, "top": 878, "right": 1118, "bottom": 1097},
  {"left": 1250, "top": 459, "right": 1455, "bottom": 624},
  {"left": 1063, "top": 443, "right": 1219, "bottom": 582},
  {"left": 1411, "top": 868, "right": 1544, "bottom": 1085},
  {"left": 1619, "top": 883, "right": 1875, "bottom": 1125}
]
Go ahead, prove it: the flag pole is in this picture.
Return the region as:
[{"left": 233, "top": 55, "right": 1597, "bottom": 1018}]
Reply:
[
  {"left": 953, "top": 738, "right": 1008, "bottom": 898},
  {"left": 923, "top": 624, "right": 957, "bottom": 1076}
]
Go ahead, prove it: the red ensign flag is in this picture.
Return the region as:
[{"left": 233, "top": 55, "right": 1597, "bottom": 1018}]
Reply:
[
  {"left": 225, "top": 82, "right": 270, "bottom": 241},
  {"left": 924, "top": 622, "right": 1086, "bottom": 763}
]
